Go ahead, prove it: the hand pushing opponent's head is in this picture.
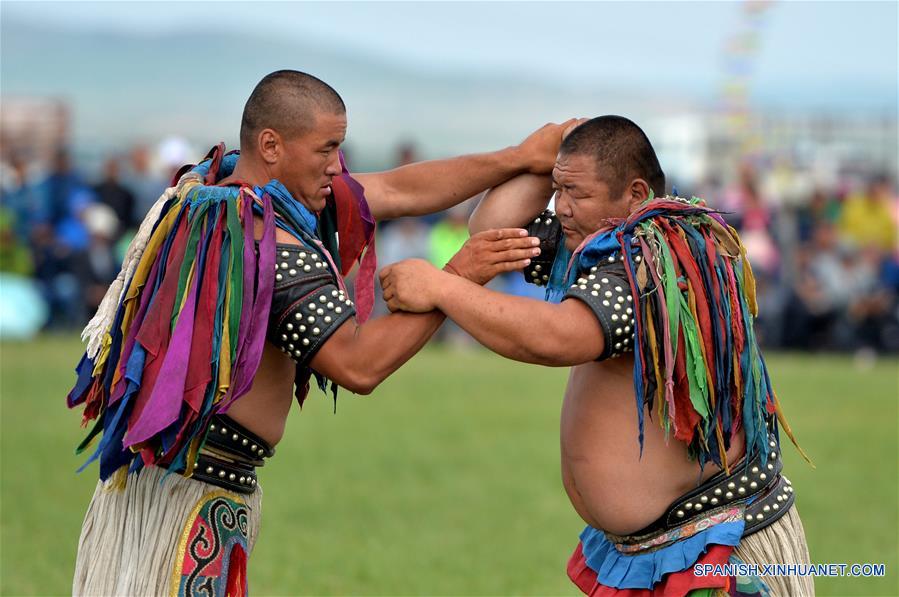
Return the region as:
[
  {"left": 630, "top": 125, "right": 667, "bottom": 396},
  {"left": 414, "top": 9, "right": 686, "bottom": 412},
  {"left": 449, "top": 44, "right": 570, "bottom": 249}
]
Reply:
[
  {"left": 240, "top": 70, "right": 347, "bottom": 212},
  {"left": 552, "top": 116, "right": 666, "bottom": 251}
]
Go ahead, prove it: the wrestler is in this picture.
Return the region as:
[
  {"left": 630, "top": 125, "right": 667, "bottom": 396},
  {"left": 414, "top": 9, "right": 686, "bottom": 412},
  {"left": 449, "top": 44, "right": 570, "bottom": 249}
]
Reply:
[
  {"left": 67, "top": 70, "right": 572, "bottom": 596},
  {"left": 381, "top": 116, "right": 813, "bottom": 596}
]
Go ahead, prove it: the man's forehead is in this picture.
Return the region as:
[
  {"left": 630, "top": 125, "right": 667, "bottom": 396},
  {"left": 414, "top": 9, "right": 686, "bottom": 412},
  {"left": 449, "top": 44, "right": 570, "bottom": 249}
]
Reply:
[
  {"left": 304, "top": 110, "right": 347, "bottom": 136},
  {"left": 553, "top": 152, "right": 597, "bottom": 178},
  {"left": 318, "top": 110, "right": 347, "bottom": 127},
  {"left": 283, "top": 116, "right": 343, "bottom": 150}
]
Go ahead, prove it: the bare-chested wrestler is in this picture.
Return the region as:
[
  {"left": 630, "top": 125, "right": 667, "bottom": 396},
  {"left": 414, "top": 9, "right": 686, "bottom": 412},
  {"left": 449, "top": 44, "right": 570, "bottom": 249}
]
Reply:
[
  {"left": 67, "top": 69, "right": 573, "bottom": 596},
  {"left": 380, "top": 116, "right": 814, "bottom": 596}
]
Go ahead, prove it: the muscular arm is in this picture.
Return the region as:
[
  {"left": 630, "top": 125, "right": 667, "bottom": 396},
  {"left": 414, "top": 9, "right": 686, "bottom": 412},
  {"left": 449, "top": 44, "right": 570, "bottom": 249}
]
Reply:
[
  {"left": 263, "top": 224, "right": 443, "bottom": 395},
  {"left": 307, "top": 228, "right": 539, "bottom": 394},
  {"left": 355, "top": 149, "right": 527, "bottom": 221},
  {"left": 468, "top": 173, "right": 553, "bottom": 234},
  {"left": 310, "top": 310, "right": 444, "bottom": 395},
  {"left": 383, "top": 265, "right": 604, "bottom": 366},
  {"left": 356, "top": 120, "right": 574, "bottom": 221}
]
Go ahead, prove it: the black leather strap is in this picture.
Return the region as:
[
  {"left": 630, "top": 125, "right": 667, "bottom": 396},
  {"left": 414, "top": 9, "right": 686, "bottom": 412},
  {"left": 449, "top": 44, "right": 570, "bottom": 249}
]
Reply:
[
  {"left": 743, "top": 474, "right": 795, "bottom": 536},
  {"left": 204, "top": 414, "right": 275, "bottom": 463},
  {"left": 160, "top": 415, "right": 273, "bottom": 495},
  {"left": 191, "top": 453, "right": 258, "bottom": 494},
  {"left": 523, "top": 210, "right": 561, "bottom": 287},
  {"left": 630, "top": 434, "right": 789, "bottom": 538}
]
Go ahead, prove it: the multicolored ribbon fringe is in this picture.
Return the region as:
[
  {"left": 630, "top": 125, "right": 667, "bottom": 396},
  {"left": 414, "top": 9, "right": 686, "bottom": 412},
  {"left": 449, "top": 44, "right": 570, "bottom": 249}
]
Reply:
[
  {"left": 67, "top": 144, "right": 376, "bottom": 481},
  {"left": 547, "top": 195, "right": 806, "bottom": 471}
]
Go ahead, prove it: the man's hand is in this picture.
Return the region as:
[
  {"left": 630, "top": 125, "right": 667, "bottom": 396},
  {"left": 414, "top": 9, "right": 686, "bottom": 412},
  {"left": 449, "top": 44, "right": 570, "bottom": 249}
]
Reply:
[
  {"left": 517, "top": 118, "right": 579, "bottom": 175},
  {"left": 563, "top": 118, "right": 589, "bottom": 140},
  {"left": 380, "top": 259, "right": 445, "bottom": 313},
  {"left": 445, "top": 228, "right": 540, "bottom": 285},
  {"left": 381, "top": 228, "right": 539, "bottom": 313}
]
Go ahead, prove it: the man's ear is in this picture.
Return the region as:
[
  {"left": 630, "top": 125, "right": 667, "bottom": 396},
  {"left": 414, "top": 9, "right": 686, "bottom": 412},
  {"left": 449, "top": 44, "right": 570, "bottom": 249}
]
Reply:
[
  {"left": 257, "top": 129, "right": 280, "bottom": 165},
  {"left": 628, "top": 178, "right": 651, "bottom": 209}
]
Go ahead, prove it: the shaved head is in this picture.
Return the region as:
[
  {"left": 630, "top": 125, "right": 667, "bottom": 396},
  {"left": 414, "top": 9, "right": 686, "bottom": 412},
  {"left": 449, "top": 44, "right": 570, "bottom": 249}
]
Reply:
[
  {"left": 240, "top": 70, "right": 346, "bottom": 150},
  {"left": 560, "top": 116, "right": 665, "bottom": 198}
]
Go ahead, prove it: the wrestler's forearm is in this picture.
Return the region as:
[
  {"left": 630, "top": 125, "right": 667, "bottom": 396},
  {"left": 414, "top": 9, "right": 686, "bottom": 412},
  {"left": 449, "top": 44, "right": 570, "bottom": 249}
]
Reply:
[
  {"left": 469, "top": 174, "right": 553, "bottom": 234},
  {"left": 433, "top": 274, "right": 603, "bottom": 366},
  {"left": 354, "top": 310, "right": 447, "bottom": 388},
  {"left": 311, "top": 311, "right": 445, "bottom": 394},
  {"left": 356, "top": 147, "right": 529, "bottom": 221}
]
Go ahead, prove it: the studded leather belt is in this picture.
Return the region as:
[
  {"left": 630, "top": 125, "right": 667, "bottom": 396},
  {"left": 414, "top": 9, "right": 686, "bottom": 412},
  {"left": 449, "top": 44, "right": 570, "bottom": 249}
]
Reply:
[
  {"left": 176, "top": 414, "right": 274, "bottom": 495},
  {"left": 627, "top": 434, "right": 795, "bottom": 541}
]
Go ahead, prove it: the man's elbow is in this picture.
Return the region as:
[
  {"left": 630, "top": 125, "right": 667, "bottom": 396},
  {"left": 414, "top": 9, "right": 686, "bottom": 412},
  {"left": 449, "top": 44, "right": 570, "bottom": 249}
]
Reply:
[
  {"left": 468, "top": 212, "right": 487, "bottom": 235},
  {"left": 340, "top": 359, "right": 397, "bottom": 395},
  {"left": 500, "top": 335, "right": 568, "bottom": 367},
  {"left": 527, "top": 343, "right": 579, "bottom": 367},
  {"left": 338, "top": 369, "right": 380, "bottom": 395},
  {"left": 527, "top": 325, "right": 600, "bottom": 367},
  {"left": 345, "top": 383, "right": 376, "bottom": 396}
]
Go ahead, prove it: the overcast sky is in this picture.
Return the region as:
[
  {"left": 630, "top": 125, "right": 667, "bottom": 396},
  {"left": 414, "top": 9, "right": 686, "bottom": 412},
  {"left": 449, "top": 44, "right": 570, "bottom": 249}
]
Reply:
[{"left": 4, "top": 1, "right": 897, "bottom": 105}]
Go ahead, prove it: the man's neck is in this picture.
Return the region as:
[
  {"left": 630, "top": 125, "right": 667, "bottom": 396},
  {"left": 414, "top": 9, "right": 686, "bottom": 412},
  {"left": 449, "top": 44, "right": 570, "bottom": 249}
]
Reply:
[
  {"left": 219, "top": 155, "right": 269, "bottom": 188},
  {"left": 216, "top": 156, "right": 320, "bottom": 218},
  {"left": 219, "top": 156, "right": 314, "bottom": 212}
]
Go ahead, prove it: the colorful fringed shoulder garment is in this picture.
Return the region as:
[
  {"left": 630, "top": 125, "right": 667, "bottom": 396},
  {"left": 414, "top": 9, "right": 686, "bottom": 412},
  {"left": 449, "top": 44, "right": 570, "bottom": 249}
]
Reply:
[
  {"left": 526, "top": 194, "right": 805, "bottom": 469},
  {"left": 523, "top": 194, "right": 812, "bottom": 596},
  {"left": 66, "top": 144, "right": 377, "bottom": 482}
]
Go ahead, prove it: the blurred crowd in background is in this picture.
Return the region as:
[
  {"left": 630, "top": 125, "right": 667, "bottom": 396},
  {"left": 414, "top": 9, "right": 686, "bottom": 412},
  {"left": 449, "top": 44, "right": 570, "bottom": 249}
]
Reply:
[{"left": 1, "top": 139, "right": 897, "bottom": 357}]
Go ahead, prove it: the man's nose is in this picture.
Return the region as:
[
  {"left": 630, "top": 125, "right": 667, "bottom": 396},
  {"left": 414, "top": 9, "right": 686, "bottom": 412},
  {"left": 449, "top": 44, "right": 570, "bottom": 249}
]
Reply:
[
  {"left": 325, "top": 152, "right": 342, "bottom": 176},
  {"left": 555, "top": 192, "right": 573, "bottom": 216}
]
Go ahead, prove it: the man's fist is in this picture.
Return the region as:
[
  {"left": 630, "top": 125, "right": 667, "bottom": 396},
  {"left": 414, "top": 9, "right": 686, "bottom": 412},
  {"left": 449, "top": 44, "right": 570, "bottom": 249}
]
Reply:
[
  {"left": 563, "top": 118, "right": 589, "bottom": 140},
  {"left": 380, "top": 259, "right": 442, "bottom": 313}
]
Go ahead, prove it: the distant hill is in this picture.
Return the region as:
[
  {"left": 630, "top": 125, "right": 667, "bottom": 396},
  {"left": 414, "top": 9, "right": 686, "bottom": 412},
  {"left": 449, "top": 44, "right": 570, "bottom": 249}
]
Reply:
[{"left": 1, "top": 19, "right": 695, "bottom": 169}]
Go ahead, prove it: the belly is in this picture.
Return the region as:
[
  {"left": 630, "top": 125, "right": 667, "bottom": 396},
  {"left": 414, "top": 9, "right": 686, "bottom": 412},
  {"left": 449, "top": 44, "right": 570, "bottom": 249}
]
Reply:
[
  {"left": 225, "top": 342, "right": 297, "bottom": 447},
  {"left": 560, "top": 358, "right": 745, "bottom": 536}
]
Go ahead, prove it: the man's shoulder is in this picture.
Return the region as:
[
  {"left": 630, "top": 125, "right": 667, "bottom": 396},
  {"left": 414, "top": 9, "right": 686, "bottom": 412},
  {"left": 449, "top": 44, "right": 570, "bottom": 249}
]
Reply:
[
  {"left": 574, "top": 251, "right": 629, "bottom": 278},
  {"left": 271, "top": 242, "right": 338, "bottom": 289},
  {"left": 250, "top": 215, "right": 324, "bottom": 245}
]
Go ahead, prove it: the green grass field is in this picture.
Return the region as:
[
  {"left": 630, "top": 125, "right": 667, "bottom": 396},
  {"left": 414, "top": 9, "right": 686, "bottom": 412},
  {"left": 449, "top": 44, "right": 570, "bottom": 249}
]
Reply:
[{"left": 1, "top": 336, "right": 897, "bottom": 596}]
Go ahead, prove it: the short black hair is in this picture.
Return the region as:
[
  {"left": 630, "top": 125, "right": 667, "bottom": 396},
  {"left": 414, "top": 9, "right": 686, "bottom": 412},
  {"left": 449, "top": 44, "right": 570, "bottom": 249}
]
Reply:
[
  {"left": 240, "top": 70, "right": 345, "bottom": 149},
  {"left": 560, "top": 116, "right": 665, "bottom": 198}
]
